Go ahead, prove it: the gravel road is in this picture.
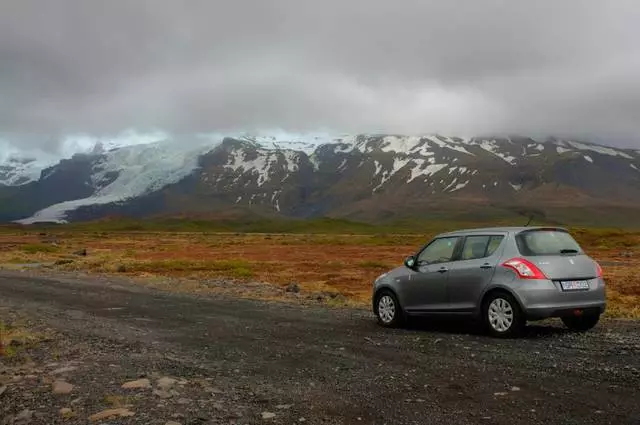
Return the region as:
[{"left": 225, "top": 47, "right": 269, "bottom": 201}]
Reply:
[{"left": 0, "top": 271, "right": 639, "bottom": 425}]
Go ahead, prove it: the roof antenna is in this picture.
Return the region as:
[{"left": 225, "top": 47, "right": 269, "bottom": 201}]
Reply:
[{"left": 524, "top": 215, "right": 533, "bottom": 227}]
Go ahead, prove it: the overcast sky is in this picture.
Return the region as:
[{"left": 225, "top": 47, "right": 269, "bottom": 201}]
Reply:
[{"left": 1, "top": 0, "right": 639, "bottom": 152}]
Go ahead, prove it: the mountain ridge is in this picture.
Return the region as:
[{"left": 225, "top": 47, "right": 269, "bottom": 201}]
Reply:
[{"left": 1, "top": 133, "right": 639, "bottom": 226}]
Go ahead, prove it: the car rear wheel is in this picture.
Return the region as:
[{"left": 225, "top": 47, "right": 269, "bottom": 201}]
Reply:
[
  {"left": 483, "top": 292, "right": 525, "bottom": 338},
  {"left": 561, "top": 314, "right": 600, "bottom": 332},
  {"left": 375, "top": 290, "right": 403, "bottom": 328}
]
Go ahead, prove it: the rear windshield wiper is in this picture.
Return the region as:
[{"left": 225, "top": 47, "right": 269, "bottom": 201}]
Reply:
[{"left": 560, "top": 249, "right": 579, "bottom": 254}]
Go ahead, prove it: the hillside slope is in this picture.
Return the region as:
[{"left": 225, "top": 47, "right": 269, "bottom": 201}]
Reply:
[{"left": 2, "top": 134, "right": 639, "bottom": 226}]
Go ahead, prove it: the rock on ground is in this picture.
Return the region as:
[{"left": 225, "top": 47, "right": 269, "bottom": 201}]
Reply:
[
  {"left": 121, "top": 378, "right": 151, "bottom": 389},
  {"left": 52, "top": 380, "right": 74, "bottom": 395}
]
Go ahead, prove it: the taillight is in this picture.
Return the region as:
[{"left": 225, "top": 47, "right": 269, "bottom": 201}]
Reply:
[
  {"left": 595, "top": 261, "right": 603, "bottom": 278},
  {"left": 502, "top": 258, "right": 547, "bottom": 279}
]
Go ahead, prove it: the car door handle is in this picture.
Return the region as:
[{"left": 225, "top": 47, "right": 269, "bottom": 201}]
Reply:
[
  {"left": 480, "top": 263, "right": 493, "bottom": 269},
  {"left": 437, "top": 267, "right": 448, "bottom": 273}
]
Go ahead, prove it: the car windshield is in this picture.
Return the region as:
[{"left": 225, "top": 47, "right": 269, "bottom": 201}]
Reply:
[{"left": 515, "top": 230, "right": 583, "bottom": 256}]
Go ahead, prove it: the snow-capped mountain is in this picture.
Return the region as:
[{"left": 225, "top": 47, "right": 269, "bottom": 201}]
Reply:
[{"left": 2, "top": 134, "right": 639, "bottom": 226}]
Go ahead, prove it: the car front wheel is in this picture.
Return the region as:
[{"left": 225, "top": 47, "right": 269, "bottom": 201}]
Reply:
[
  {"left": 375, "top": 290, "right": 403, "bottom": 328},
  {"left": 562, "top": 314, "right": 600, "bottom": 332}
]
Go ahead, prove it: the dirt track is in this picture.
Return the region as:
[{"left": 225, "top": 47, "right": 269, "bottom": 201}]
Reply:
[{"left": 1, "top": 271, "right": 639, "bottom": 424}]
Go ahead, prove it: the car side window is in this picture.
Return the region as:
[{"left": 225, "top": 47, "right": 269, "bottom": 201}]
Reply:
[
  {"left": 486, "top": 235, "right": 504, "bottom": 256},
  {"left": 461, "top": 235, "right": 505, "bottom": 260},
  {"left": 417, "top": 237, "right": 460, "bottom": 265},
  {"left": 461, "top": 236, "right": 490, "bottom": 260}
]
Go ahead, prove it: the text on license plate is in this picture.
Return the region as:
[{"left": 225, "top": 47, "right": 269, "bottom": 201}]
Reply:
[{"left": 560, "top": 280, "right": 590, "bottom": 291}]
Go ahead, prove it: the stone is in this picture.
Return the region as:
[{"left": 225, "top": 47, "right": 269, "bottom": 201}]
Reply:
[
  {"left": 121, "top": 378, "right": 151, "bottom": 389},
  {"left": 0, "top": 385, "right": 6, "bottom": 397},
  {"left": 50, "top": 366, "right": 78, "bottom": 376},
  {"left": 276, "top": 404, "right": 293, "bottom": 410},
  {"left": 15, "top": 409, "right": 34, "bottom": 423},
  {"left": 157, "top": 377, "right": 178, "bottom": 391},
  {"left": 285, "top": 283, "right": 300, "bottom": 293},
  {"left": 153, "top": 389, "right": 173, "bottom": 399},
  {"left": 59, "top": 408, "right": 74, "bottom": 418},
  {"left": 89, "top": 408, "right": 135, "bottom": 422},
  {"left": 261, "top": 412, "right": 276, "bottom": 419},
  {"left": 165, "top": 422, "right": 182, "bottom": 425},
  {"left": 53, "top": 380, "right": 74, "bottom": 395},
  {"left": 511, "top": 386, "right": 521, "bottom": 392}
]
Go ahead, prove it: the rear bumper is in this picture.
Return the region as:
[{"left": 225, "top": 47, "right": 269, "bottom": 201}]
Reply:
[
  {"left": 525, "top": 303, "right": 605, "bottom": 320},
  {"left": 509, "top": 277, "right": 606, "bottom": 320}
]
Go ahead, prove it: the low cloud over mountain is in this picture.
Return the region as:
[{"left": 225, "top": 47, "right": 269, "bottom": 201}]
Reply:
[{"left": 1, "top": 1, "right": 639, "bottom": 151}]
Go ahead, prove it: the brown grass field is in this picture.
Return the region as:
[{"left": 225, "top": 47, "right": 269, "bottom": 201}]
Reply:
[{"left": 0, "top": 228, "right": 638, "bottom": 318}]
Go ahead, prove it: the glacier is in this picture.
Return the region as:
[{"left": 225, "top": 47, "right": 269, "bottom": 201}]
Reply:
[{"left": 15, "top": 138, "right": 217, "bottom": 224}]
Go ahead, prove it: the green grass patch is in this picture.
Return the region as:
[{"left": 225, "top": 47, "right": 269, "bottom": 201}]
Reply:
[
  {"left": 20, "top": 243, "right": 59, "bottom": 254},
  {"left": 125, "top": 259, "right": 255, "bottom": 279}
]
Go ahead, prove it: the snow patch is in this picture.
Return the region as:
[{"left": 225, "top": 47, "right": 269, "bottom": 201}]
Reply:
[
  {"left": 225, "top": 147, "right": 300, "bottom": 186},
  {"left": 373, "top": 160, "right": 384, "bottom": 177},
  {"left": 567, "top": 141, "right": 633, "bottom": 159},
  {"left": 373, "top": 158, "right": 411, "bottom": 191},
  {"left": 556, "top": 147, "right": 571, "bottom": 154},
  {"left": 509, "top": 183, "right": 522, "bottom": 191},
  {"left": 584, "top": 155, "right": 594, "bottom": 163},
  {"left": 443, "top": 178, "right": 458, "bottom": 192},
  {"left": 271, "top": 190, "right": 281, "bottom": 212},
  {"left": 380, "top": 136, "right": 422, "bottom": 153},
  {"left": 631, "top": 164, "right": 638, "bottom": 171},
  {"left": 425, "top": 136, "right": 474, "bottom": 156},
  {"left": 338, "top": 158, "right": 348, "bottom": 172},
  {"left": 407, "top": 161, "right": 447, "bottom": 183},
  {"left": 449, "top": 180, "right": 469, "bottom": 192},
  {"left": 240, "top": 131, "right": 337, "bottom": 155},
  {"left": 474, "top": 139, "right": 516, "bottom": 164}
]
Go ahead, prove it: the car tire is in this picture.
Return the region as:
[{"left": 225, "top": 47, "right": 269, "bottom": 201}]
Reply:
[
  {"left": 483, "top": 292, "right": 525, "bottom": 338},
  {"left": 561, "top": 314, "right": 600, "bottom": 332},
  {"left": 374, "top": 290, "right": 404, "bottom": 328}
]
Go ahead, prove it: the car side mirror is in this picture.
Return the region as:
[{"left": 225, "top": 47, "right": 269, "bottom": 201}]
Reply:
[{"left": 404, "top": 256, "right": 416, "bottom": 269}]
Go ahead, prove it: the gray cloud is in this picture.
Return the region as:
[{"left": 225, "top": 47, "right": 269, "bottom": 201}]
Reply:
[{"left": 1, "top": 0, "right": 639, "bottom": 152}]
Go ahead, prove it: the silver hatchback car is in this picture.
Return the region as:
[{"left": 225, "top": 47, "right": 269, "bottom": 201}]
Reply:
[{"left": 372, "top": 226, "right": 606, "bottom": 337}]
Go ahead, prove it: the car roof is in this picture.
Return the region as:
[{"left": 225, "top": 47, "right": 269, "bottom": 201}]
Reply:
[{"left": 436, "top": 226, "right": 568, "bottom": 237}]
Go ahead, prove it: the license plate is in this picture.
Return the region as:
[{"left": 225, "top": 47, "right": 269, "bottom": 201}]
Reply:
[{"left": 560, "top": 280, "right": 590, "bottom": 291}]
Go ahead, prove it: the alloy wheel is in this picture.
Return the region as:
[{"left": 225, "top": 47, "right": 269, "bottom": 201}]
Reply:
[
  {"left": 488, "top": 298, "right": 514, "bottom": 332},
  {"left": 378, "top": 295, "right": 396, "bottom": 324}
]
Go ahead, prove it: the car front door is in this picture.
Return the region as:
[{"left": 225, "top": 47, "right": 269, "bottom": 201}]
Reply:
[
  {"left": 401, "top": 236, "right": 462, "bottom": 313},
  {"left": 446, "top": 234, "right": 505, "bottom": 312}
]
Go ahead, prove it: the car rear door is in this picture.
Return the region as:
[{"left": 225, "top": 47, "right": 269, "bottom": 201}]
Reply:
[{"left": 446, "top": 234, "right": 506, "bottom": 312}]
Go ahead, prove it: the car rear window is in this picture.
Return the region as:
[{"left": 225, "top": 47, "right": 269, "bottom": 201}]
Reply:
[{"left": 515, "top": 229, "right": 583, "bottom": 256}]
